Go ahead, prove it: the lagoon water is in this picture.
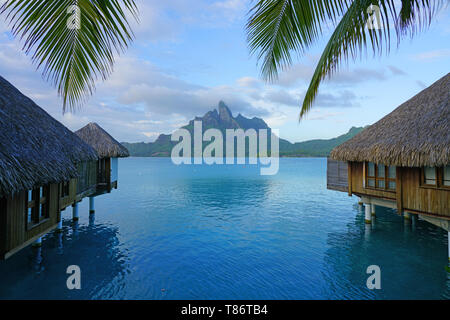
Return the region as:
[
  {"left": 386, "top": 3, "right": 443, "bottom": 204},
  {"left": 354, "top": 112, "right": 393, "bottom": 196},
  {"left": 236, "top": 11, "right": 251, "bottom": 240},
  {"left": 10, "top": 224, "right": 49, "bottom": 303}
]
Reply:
[{"left": 0, "top": 158, "right": 449, "bottom": 300}]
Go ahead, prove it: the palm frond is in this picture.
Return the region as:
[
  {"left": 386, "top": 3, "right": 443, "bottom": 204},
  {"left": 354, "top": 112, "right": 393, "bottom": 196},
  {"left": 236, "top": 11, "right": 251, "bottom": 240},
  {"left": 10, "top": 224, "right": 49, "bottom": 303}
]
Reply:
[
  {"left": 397, "top": 0, "right": 445, "bottom": 38},
  {"left": 301, "top": 0, "right": 445, "bottom": 118},
  {"left": 0, "top": 0, "right": 138, "bottom": 112},
  {"left": 247, "top": 0, "right": 447, "bottom": 118},
  {"left": 247, "top": 0, "right": 351, "bottom": 81}
]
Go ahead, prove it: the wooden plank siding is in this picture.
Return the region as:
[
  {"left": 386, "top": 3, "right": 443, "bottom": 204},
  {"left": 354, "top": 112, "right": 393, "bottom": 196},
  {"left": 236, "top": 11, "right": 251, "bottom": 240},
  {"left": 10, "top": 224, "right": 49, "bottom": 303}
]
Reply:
[
  {"left": 349, "top": 162, "right": 397, "bottom": 201},
  {"left": 341, "top": 161, "right": 450, "bottom": 218},
  {"left": 105, "top": 158, "right": 111, "bottom": 187},
  {"left": 76, "top": 160, "right": 97, "bottom": 196},
  {"left": 59, "top": 178, "right": 77, "bottom": 210},
  {"left": 327, "top": 158, "right": 349, "bottom": 193},
  {"left": 401, "top": 167, "right": 450, "bottom": 218},
  {"left": 0, "top": 198, "right": 7, "bottom": 257},
  {"left": 2, "top": 183, "right": 60, "bottom": 259}
]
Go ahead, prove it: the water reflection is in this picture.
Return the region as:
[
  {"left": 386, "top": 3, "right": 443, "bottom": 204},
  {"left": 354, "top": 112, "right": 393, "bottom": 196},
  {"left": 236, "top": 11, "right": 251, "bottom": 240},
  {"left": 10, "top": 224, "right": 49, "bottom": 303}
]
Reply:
[
  {"left": 32, "top": 247, "right": 44, "bottom": 274},
  {"left": 322, "top": 206, "right": 450, "bottom": 299},
  {"left": 0, "top": 217, "right": 128, "bottom": 300},
  {"left": 1, "top": 158, "right": 448, "bottom": 300},
  {"left": 183, "top": 178, "right": 271, "bottom": 211}
]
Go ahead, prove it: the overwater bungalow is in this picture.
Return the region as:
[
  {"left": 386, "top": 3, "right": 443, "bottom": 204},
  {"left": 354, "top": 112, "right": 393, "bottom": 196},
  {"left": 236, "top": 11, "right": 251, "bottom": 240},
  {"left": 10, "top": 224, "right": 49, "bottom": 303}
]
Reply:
[
  {"left": 327, "top": 73, "right": 449, "bottom": 258},
  {"left": 0, "top": 76, "right": 97, "bottom": 259},
  {"left": 75, "top": 123, "right": 129, "bottom": 213}
]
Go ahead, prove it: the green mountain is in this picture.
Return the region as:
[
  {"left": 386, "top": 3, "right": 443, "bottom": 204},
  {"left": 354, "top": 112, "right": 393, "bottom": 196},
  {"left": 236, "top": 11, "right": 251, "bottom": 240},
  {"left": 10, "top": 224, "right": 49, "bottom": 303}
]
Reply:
[
  {"left": 278, "top": 126, "right": 365, "bottom": 157},
  {"left": 121, "top": 102, "right": 365, "bottom": 157}
]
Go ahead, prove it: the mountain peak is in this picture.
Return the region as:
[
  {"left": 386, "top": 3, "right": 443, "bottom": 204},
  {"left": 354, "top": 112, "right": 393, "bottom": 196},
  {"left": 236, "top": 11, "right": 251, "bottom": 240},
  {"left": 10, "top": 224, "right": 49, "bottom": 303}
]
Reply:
[{"left": 218, "top": 101, "right": 233, "bottom": 122}]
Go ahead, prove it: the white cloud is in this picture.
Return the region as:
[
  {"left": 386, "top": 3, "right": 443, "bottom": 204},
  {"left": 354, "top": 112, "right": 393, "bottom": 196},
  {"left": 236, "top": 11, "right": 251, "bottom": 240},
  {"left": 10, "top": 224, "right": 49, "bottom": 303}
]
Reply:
[{"left": 412, "top": 49, "right": 450, "bottom": 61}]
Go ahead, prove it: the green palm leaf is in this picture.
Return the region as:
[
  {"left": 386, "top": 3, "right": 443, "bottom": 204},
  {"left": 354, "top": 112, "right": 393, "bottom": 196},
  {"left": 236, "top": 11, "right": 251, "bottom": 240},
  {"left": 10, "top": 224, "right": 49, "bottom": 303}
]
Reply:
[
  {"left": 0, "top": 0, "right": 138, "bottom": 112},
  {"left": 247, "top": 0, "right": 447, "bottom": 119},
  {"left": 247, "top": 0, "right": 350, "bottom": 81}
]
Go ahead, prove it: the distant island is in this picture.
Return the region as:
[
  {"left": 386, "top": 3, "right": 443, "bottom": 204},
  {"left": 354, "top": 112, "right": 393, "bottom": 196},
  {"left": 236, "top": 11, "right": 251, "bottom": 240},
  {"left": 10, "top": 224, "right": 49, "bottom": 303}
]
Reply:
[{"left": 121, "top": 101, "right": 365, "bottom": 158}]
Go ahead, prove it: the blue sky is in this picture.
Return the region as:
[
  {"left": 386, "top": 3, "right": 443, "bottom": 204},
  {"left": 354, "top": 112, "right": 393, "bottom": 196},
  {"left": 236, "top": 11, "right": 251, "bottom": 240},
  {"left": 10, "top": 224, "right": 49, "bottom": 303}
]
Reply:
[{"left": 0, "top": 1, "right": 449, "bottom": 143}]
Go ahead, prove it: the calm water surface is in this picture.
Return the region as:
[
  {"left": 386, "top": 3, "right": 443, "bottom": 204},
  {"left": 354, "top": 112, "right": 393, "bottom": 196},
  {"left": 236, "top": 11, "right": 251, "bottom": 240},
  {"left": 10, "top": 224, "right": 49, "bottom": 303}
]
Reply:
[{"left": 0, "top": 158, "right": 449, "bottom": 299}]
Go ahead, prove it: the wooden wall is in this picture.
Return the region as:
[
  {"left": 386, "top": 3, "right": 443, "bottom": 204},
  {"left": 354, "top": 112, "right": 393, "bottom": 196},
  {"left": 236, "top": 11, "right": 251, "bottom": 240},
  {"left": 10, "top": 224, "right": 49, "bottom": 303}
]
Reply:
[
  {"left": 1, "top": 183, "right": 59, "bottom": 259},
  {"left": 400, "top": 167, "right": 450, "bottom": 218},
  {"left": 0, "top": 198, "right": 6, "bottom": 257},
  {"left": 350, "top": 162, "right": 397, "bottom": 201},
  {"left": 77, "top": 160, "right": 97, "bottom": 195},
  {"left": 327, "top": 158, "right": 348, "bottom": 193},
  {"left": 59, "top": 178, "right": 77, "bottom": 210},
  {"left": 349, "top": 162, "right": 450, "bottom": 218}
]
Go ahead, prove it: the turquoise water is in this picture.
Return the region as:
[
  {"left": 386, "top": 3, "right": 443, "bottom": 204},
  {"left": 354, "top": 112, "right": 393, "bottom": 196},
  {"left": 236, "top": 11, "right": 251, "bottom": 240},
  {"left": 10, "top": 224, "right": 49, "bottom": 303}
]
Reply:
[{"left": 0, "top": 158, "right": 449, "bottom": 300}]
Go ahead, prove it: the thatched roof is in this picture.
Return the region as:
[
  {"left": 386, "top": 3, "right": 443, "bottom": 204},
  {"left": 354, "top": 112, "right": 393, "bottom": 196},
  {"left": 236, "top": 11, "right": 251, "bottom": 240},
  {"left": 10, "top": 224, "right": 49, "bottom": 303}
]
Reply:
[
  {"left": 0, "top": 76, "right": 98, "bottom": 197},
  {"left": 331, "top": 73, "right": 450, "bottom": 167},
  {"left": 75, "top": 122, "right": 129, "bottom": 158}
]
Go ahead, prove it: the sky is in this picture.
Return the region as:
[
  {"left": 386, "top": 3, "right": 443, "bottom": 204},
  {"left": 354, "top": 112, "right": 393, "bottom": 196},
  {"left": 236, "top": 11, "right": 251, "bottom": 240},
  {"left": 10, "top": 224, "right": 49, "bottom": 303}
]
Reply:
[{"left": 0, "top": 1, "right": 449, "bottom": 143}]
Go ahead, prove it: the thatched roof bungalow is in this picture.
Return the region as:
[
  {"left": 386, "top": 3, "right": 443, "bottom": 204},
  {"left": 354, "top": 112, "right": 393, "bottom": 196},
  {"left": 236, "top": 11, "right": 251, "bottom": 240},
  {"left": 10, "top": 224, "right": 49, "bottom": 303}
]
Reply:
[
  {"left": 0, "top": 76, "right": 97, "bottom": 259},
  {"left": 0, "top": 77, "right": 97, "bottom": 197},
  {"left": 331, "top": 73, "right": 449, "bottom": 168},
  {"left": 327, "top": 73, "right": 449, "bottom": 237},
  {"left": 75, "top": 122, "right": 129, "bottom": 159},
  {"left": 75, "top": 122, "right": 129, "bottom": 194}
]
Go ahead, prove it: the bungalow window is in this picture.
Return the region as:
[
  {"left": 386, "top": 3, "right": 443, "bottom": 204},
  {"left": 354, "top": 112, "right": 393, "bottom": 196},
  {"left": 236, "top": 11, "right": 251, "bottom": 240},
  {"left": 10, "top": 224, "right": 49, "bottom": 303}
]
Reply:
[
  {"left": 388, "top": 166, "right": 397, "bottom": 190},
  {"left": 443, "top": 166, "right": 450, "bottom": 187},
  {"left": 26, "top": 190, "right": 33, "bottom": 224},
  {"left": 367, "top": 162, "right": 376, "bottom": 187},
  {"left": 25, "top": 185, "right": 49, "bottom": 229},
  {"left": 423, "top": 166, "right": 450, "bottom": 188},
  {"left": 61, "top": 181, "right": 70, "bottom": 198},
  {"left": 424, "top": 167, "right": 437, "bottom": 185},
  {"left": 365, "top": 162, "right": 396, "bottom": 191}
]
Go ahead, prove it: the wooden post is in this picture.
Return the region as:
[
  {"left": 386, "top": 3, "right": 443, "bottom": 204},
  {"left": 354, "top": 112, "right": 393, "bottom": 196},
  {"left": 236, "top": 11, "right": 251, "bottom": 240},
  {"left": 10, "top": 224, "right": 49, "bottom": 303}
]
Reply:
[
  {"left": 72, "top": 202, "right": 79, "bottom": 222},
  {"left": 362, "top": 162, "right": 366, "bottom": 188},
  {"left": 89, "top": 197, "right": 95, "bottom": 215},
  {"left": 365, "top": 205, "right": 372, "bottom": 224}
]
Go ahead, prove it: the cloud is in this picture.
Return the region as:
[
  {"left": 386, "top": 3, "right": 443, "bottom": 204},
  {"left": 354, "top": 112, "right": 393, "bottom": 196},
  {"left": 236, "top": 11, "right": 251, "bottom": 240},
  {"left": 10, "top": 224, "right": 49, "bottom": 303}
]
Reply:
[
  {"left": 129, "top": 0, "right": 250, "bottom": 43},
  {"left": 275, "top": 59, "right": 389, "bottom": 88},
  {"left": 263, "top": 87, "right": 360, "bottom": 109},
  {"left": 237, "top": 76, "right": 261, "bottom": 88},
  {"left": 326, "top": 68, "right": 387, "bottom": 85},
  {"left": 0, "top": 0, "right": 378, "bottom": 144},
  {"left": 141, "top": 131, "right": 160, "bottom": 139},
  {"left": 275, "top": 63, "right": 315, "bottom": 87},
  {"left": 129, "top": 3, "right": 179, "bottom": 42},
  {"left": 416, "top": 80, "right": 427, "bottom": 89},
  {"left": 412, "top": 49, "right": 450, "bottom": 61},
  {"left": 264, "top": 89, "right": 300, "bottom": 107},
  {"left": 107, "top": 57, "right": 269, "bottom": 119},
  {"left": 387, "top": 65, "right": 407, "bottom": 76},
  {"left": 306, "top": 111, "right": 344, "bottom": 121},
  {"left": 314, "top": 90, "right": 360, "bottom": 108}
]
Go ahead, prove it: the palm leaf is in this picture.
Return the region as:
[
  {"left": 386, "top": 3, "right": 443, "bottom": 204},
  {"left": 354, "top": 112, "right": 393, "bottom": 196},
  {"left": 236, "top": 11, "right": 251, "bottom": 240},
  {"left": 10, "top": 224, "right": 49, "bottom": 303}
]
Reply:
[
  {"left": 247, "top": 0, "right": 351, "bottom": 81},
  {"left": 301, "top": 0, "right": 445, "bottom": 118},
  {"left": 0, "top": 0, "right": 138, "bottom": 112},
  {"left": 247, "top": 0, "right": 447, "bottom": 118}
]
